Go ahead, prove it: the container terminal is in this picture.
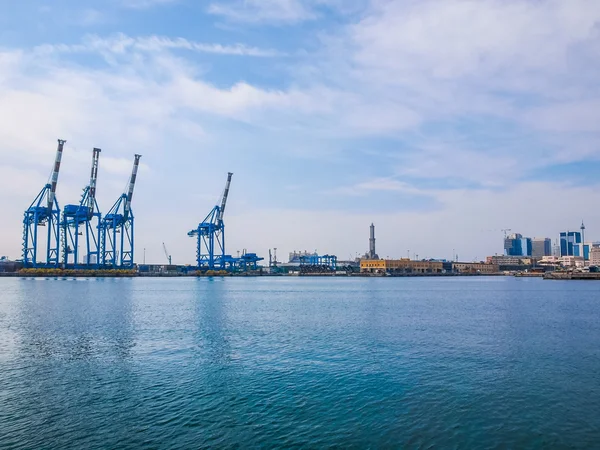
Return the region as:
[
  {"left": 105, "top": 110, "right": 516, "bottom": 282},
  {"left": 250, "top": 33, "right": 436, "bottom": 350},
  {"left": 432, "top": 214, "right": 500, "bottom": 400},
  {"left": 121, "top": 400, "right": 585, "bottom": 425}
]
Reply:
[{"left": 3, "top": 139, "right": 593, "bottom": 279}]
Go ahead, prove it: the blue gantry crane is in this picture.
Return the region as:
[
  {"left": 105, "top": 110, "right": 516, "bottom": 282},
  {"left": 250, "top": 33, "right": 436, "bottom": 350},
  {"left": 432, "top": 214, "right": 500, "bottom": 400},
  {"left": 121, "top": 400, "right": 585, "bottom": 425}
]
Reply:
[
  {"left": 101, "top": 154, "right": 141, "bottom": 269},
  {"left": 188, "top": 172, "right": 233, "bottom": 270},
  {"left": 22, "top": 139, "right": 66, "bottom": 268},
  {"left": 62, "top": 148, "right": 102, "bottom": 268}
]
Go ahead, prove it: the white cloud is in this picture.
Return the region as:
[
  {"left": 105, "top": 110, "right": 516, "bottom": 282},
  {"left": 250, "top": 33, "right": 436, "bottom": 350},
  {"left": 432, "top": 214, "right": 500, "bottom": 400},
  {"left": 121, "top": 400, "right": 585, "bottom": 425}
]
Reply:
[
  {"left": 208, "top": 0, "right": 317, "bottom": 24},
  {"left": 2, "top": 1, "right": 600, "bottom": 261},
  {"left": 221, "top": 181, "right": 600, "bottom": 265},
  {"left": 330, "top": 178, "right": 424, "bottom": 196},
  {"left": 300, "top": 0, "right": 600, "bottom": 181},
  {"left": 34, "top": 33, "right": 284, "bottom": 57},
  {"left": 207, "top": 0, "right": 365, "bottom": 24},
  {"left": 79, "top": 9, "right": 106, "bottom": 26},
  {"left": 349, "top": 0, "right": 600, "bottom": 83}
]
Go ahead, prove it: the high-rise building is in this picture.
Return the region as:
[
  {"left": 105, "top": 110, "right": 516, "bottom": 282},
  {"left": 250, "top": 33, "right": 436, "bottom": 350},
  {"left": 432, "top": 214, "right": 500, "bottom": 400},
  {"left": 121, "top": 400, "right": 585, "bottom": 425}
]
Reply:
[
  {"left": 531, "top": 238, "right": 552, "bottom": 258},
  {"left": 560, "top": 231, "right": 581, "bottom": 257},
  {"left": 504, "top": 233, "right": 532, "bottom": 256}
]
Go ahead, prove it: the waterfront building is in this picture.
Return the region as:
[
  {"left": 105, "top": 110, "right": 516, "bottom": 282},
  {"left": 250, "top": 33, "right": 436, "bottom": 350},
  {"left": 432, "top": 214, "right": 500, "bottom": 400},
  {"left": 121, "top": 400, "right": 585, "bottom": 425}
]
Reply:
[
  {"left": 531, "top": 238, "right": 552, "bottom": 258},
  {"left": 487, "top": 255, "right": 532, "bottom": 266},
  {"left": 360, "top": 259, "right": 387, "bottom": 272},
  {"left": 486, "top": 255, "right": 533, "bottom": 271},
  {"left": 560, "top": 231, "right": 581, "bottom": 257},
  {"left": 360, "top": 259, "right": 498, "bottom": 274},
  {"left": 558, "top": 234, "right": 592, "bottom": 260},
  {"left": 539, "top": 256, "right": 560, "bottom": 266},
  {"left": 360, "top": 259, "right": 444, "bottom": 274},
  {"left": 590, "top": 247, "right": 600, "bottom": 267},
  {"left": 452, "top": 262, "right": 499, "bottom": 274},
  {"left": 504, "top": 233, "right": 532, "bottom": 256},
  {"left": 560, "top": 256, "right": 585, "bottom": 268}
]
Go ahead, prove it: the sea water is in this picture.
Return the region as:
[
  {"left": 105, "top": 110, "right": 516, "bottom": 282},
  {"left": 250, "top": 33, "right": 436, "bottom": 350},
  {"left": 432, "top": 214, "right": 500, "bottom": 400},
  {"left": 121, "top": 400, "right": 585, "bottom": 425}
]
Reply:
[{"left": 1, "top": 276, "right": 599, "bottom": 448}]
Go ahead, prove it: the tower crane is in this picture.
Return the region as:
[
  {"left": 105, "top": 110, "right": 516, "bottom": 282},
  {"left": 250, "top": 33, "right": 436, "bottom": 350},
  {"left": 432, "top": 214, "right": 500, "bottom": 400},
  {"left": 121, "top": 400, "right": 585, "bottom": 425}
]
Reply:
[
  {"left": 163, "top": 242, "right": 172, "bottom": 265},
  {"left": 23, "top": 139, "right": 66, "bottom": 267},
  {"left": 101, "top": 154, "right": 141, "bottom": 269},
  {"left": 188, "top": 172, "right": 233, "bottom": 270},
  {"left": 62, "top": 148, "right": 102, "bottom": 268}
]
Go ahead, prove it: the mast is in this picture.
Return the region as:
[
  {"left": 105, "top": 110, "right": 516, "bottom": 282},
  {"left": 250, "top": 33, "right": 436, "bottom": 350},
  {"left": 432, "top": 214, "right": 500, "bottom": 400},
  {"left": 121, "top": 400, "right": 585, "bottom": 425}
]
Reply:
[{"left": 47, "top": 139, "right": 66, "bottom": 213}]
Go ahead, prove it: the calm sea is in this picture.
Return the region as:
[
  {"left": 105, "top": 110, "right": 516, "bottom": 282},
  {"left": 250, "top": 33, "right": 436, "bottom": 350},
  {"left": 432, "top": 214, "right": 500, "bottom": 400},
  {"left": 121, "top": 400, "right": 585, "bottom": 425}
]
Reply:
[{"left": 1, "top": 276, "right": 599, "bottom": 448}]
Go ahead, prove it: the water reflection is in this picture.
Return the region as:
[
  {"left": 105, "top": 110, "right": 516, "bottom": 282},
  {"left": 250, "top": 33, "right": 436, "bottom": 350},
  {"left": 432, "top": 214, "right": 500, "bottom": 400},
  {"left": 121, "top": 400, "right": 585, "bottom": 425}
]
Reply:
[
  {"left": 15, "top": 278, "right": 135, "bottom": 362},
  {"left": 194, "top": 277, "right": 233, "bottom": 366}
]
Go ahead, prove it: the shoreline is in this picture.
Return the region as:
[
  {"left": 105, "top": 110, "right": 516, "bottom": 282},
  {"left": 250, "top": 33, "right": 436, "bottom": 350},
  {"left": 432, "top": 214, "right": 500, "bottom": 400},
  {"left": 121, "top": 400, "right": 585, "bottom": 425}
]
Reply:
[
  {"left": 4, "top": 271, "right": 598, "bottom": 279},
  {"left": 1, "top": 271, "right": 509, "bottom": 278}
]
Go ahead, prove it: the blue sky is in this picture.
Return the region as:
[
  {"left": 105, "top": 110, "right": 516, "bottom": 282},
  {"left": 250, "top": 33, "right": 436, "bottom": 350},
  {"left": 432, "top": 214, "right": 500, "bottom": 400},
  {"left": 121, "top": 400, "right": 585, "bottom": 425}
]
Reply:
[{"left": 1, "top": 0, "right": 600, "bottom": 263}]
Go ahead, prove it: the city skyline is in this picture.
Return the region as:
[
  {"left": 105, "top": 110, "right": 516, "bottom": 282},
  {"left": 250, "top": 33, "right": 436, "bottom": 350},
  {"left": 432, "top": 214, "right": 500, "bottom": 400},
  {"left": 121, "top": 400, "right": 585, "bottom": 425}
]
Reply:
[{"left": 1, "top": 1, "right": 600, "bottom": 264}]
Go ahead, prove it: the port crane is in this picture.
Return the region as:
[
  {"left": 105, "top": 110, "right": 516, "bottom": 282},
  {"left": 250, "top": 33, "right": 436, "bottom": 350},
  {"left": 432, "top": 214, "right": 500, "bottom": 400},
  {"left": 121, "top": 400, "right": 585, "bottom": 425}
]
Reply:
[
  {"left": 188, "top": 172, "right": 232, "bottom": 270},
  {"left": 101, "top": 154, "right": 141, "bottom": 269},
  {"left": 62, "top": 148, "right": 102, "bottom": 268},
  {"left": 162, "top": 242, "right": 172, "bottom": 265},
  {"left": 22, "top": 139, "right": 66, "bottom": 267}
]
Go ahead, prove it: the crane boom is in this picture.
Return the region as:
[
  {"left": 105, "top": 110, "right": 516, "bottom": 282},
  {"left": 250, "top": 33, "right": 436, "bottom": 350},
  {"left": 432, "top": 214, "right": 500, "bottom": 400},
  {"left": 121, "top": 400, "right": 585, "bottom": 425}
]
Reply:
[
  {"left": 217, "top": 172, "right": 233, "bottom": 226},
  {"left": 87, "top": 148, "right": 101, "bottom": 215},
  {"left": 162, "top": 242, "right": 172, "bottom": 265},
  {"left": 47, "top": 139, "right": 66, "bottom": 212},
  {"left": 124, "top": 154, "right": 141, "bottom": 220}
]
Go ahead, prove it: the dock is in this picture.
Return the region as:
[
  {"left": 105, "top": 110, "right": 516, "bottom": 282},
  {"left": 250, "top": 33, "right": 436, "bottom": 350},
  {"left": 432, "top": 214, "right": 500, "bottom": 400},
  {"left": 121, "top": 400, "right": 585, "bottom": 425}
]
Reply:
[{"left": 544, "top": 272, "right": 600, "bottom": 280}]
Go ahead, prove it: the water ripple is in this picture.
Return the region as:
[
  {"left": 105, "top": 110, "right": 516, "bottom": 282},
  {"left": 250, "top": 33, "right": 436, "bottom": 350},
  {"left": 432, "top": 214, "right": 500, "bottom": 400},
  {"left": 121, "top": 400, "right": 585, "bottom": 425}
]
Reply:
[{"left": 1, "top": 277, "right": 600, "bottom": 448}]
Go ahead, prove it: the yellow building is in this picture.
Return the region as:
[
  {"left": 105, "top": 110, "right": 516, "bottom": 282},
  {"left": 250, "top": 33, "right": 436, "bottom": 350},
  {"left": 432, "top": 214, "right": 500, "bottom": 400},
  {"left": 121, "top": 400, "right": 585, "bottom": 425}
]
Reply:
[
  {"left": 360, "top": 259, "right": 387, "bottom": 272},
  {"left": 360, "top": 259, "right": 444, "bottom": 274}
]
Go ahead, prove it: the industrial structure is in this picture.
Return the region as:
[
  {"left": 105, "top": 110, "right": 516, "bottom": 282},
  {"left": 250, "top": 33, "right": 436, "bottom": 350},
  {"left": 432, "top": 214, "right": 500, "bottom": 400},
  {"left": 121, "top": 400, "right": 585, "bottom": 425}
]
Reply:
[
  {"left": 162, "top": 242, "right": 172, "bottom": 265},
  {"left": 22, "top": 139, "right": 142, "bottom": 270},
  {"left": 62, "top": 148, "right": 102, "bottom": 268},
  {"left": 22, "top": 139, "right": 66, "bottom": 268},
  {"left": 188, "top": 172, "right": 233, "bottom": 270},
  {"left": 188, "top": 172, "right": 263, "bottom": 272},
  {"left": 100, "top": 154, "right": 141, "bottom": 269}
]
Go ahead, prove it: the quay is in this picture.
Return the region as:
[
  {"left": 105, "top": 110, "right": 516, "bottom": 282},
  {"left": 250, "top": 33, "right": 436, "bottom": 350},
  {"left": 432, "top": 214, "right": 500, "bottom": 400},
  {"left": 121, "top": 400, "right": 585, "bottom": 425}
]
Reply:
[{"left": 544, "top": 272, "right": 600, "bottom": 280}]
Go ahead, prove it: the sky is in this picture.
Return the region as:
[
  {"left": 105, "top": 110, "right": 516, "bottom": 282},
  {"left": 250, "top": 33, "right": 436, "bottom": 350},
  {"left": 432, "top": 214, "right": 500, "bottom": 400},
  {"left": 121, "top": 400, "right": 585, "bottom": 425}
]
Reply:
[{"left": 1, "top": 0, "right": 600, "bottom": 264}]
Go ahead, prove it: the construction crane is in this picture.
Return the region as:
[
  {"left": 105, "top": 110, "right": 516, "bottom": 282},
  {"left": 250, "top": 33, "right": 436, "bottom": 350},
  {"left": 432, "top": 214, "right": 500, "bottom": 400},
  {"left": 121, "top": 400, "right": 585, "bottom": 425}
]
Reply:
[
  {"left": 22, "top": 139, "right": 66, "bottom": 268},
  {"left": 101, "top": 154, "right": 141, "bottom": 269},
  {"left": 162, "top": 242, "right": 172, "bottom": 265},
  {"left": 188, "top": 172, "right": 233, "bottom": 270},
  {"left": 61, "top": 148, "right": 102, "bottom": 268}
]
